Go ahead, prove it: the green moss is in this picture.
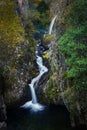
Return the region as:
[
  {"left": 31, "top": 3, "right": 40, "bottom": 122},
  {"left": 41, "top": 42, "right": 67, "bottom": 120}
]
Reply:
[
  {"left": 42, "top": 53, "right": 48, "bottom": 59},
  {"left": 43, "top": 34, "right": 54, "bottom": 44},
  {"left": 44, "top": 72, "right": 61, "bottom": 104}
]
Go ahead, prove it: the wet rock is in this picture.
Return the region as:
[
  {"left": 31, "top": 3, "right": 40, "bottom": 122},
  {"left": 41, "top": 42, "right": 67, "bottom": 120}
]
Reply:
[{"left": 36, "top": 58, "right": 50, "bottom": 103}]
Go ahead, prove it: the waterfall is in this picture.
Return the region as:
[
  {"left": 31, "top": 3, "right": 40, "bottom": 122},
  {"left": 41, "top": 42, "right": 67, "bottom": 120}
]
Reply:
[
  {"left": 21, "top": 45, "right": 48, "bottom": 112},
  {"left": 48, "top": 15, "right": 57, "bottom": 34},
  {"left": 21, "top": 15, "right": 57, "bottom": 112},
  {"left": 29, "top": 84, "right": 37, "bottom": 104}
]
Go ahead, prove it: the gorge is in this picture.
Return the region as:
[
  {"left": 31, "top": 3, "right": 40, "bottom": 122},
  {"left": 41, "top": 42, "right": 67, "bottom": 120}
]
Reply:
[
  {"left": 0, "top": 0, "right": 87, "bottom": 130},
  {"left": 21, "top": 43, "right": 48, "bottom": 112},
  {"left": 21, "top": 14, "right": 57, "bottom": 112}
]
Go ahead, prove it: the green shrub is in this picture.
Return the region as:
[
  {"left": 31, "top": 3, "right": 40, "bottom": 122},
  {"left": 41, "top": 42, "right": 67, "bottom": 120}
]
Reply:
[{"left": 58, "top": 0, "right": 87, "bottom": 91}]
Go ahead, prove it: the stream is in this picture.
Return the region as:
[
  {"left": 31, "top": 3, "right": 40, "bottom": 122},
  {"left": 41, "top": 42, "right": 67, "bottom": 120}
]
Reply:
[{"left": 21, "top": 45, "right": 48, "bottom": 112}]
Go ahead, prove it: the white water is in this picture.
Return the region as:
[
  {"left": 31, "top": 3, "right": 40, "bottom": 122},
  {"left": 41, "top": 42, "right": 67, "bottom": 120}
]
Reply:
[
  {"left": 49, "top": 15, "right": 57, "bottom": 35},
  {"left": 21, "top": 16, "right": 57, "bottom": 112},
  {"left": 21, "top": 47, "right": 48, "bottom": 112}
]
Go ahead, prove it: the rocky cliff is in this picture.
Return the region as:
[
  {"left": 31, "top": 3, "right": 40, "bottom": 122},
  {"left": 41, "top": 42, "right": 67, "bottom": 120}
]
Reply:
[
  {"left": 0, "top": 76, "right": 7, "bottom": 130},
  {"left": 0, "top": 96, "right": 7, "bottom": 130},
  {"left": 0, "top": 1, "right": 36, "bottom": 129},
  {"left": 43, "top": 0, "right": 87, "bottom": 127}
]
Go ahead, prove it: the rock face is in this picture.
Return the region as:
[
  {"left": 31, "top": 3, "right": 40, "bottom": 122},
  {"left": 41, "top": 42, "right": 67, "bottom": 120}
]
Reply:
[
  {"left": 0, "top": 75, "right": 6, "bottom": 130},
  {"left": 4, "top": 67, "right": 29, "bottom": 108},
  {"left": 43, "top": 0, "right": 87, "bottom": 127},
  {"left": 0, "top": 95, "right": 7, "bottom": 130},
  {"left": 0, "top": 1, "right": 35, "bottom": 128},
  {"left": 1, "top": 0, "right": 35, "bottom": 107},
  {"left": 0, "top": 0, "right": 36, "bottom": 128},
  {"left": 37, "top": 57, "right": 50, "bottom": 104}
]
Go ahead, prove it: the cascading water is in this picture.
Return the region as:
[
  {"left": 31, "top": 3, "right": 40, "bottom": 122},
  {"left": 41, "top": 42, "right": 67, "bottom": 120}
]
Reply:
[
  {"left": 21, "top": 15, "right": 57, "bottom": 112},
  {"left": 21, "top": 45, "right": 48, "bottom": 112},
  {"left": 48, "top": 15, "right": 57, "bottom": 34}
]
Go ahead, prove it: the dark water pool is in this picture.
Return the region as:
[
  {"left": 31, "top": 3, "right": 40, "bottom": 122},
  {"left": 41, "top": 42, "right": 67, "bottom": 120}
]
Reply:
[{"left": 7, "top": 105, "right": 86, "bottom": 130}]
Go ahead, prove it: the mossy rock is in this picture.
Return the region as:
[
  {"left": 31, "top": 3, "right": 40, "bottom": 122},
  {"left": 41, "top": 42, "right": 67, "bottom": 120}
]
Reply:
[
  {"left": 42, "top": 52, "right": 48, "bottom": 59},
  {"left": 43, "top": 34, "right": 54, "bottom": 44}
]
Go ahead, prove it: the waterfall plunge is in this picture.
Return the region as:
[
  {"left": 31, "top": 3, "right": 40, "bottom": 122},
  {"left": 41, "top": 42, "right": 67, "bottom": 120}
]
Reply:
[
  {"left": 49, "top": 15, "right": 57, "bottom": 34},
  {"left": 21, "top": 48, "right": 48, "bottom": 112}
]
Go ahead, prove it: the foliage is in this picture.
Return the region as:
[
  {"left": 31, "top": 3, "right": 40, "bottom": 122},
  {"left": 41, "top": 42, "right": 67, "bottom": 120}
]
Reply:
[
  {"left": 42, "top": 53, "right": 48, "bottom": 59},
  {"left": 43, "top": 34, "right": 53, "bottom": 43},
  {"left": 66, "top": 0, "right": 87, "bottom": 26},
  {"left": 0, "top": 0, "right": 27, "bottom": 89},
  {"left": 0, "top": 0, "right": 24, "bottom": 46},
  {"left": 32, "top": 0, "right": 50, "bottom": 29},
  {"left": 28, "top": 0, "right": 43, "bottom": 6},
  {"left": 0, "top": 0, "right": 25, "bottom": 67},
  {"left": 59, "top": 0, "right": 87, "bottom": 91},
  {"left": 22, "top": 0, "right": 50, "bottom": 48}
]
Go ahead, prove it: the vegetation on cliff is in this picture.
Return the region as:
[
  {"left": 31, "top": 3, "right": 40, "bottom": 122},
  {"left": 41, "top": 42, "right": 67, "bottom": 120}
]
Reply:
[
  {"left": 59, "top": 0, "right": 87, "bottom": 91},
  {"left": 58, "top": 0, "right": 87, "bottom": 125},
  {"left": 0, "top": 0, "right": 25, "bottom": 88},
  {"left": 43, "top": 0, "right": 87, "bottom": 126}
]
